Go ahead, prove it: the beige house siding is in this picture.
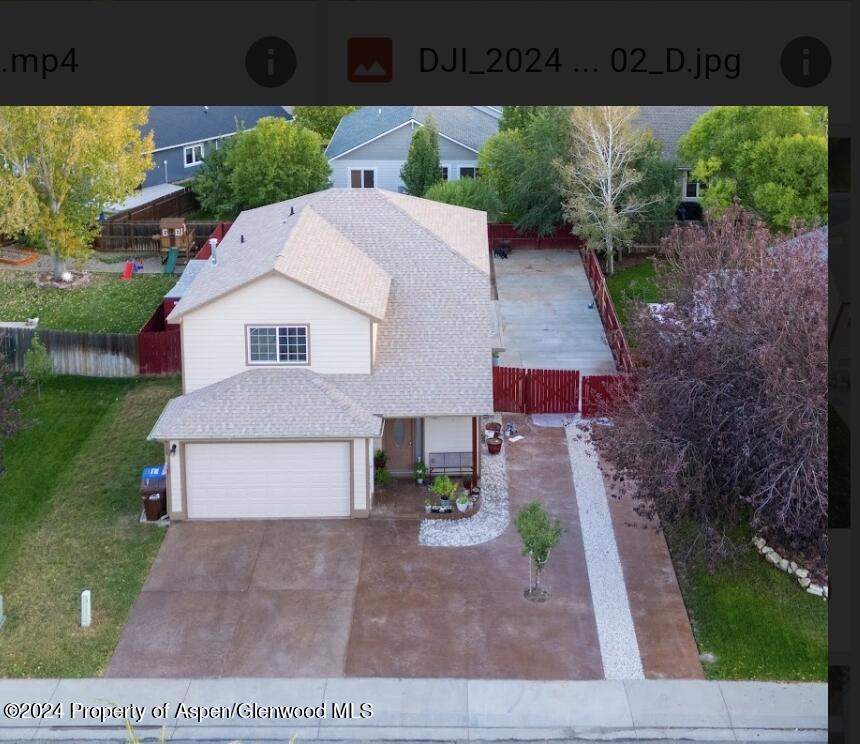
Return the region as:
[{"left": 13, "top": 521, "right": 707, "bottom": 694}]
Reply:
[
  {"left": 167, "top": 440, "right": 185, "bottom": 519},
  {"left": 351, "top": 438, "right": 370, "bottom": 515},
  {"left": 423, "top": 416, "right": 473, "bottom": 463},
  {"left": 181, "top": 273, "right": 372, "bottom": 392}
]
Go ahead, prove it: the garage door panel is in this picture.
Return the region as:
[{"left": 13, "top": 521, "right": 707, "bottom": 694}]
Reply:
[{"left": 185, "top": 442, "right": 351, "bottom": 519}]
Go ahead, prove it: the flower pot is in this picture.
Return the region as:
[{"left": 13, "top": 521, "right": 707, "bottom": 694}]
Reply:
[
  {"left": 456, "top": 500, "right": 469, "bottom": 513},
  {"left": 487, "top": 437, "right": 503, "bottom": 455},
  {"left": 462, "top": 477, "right": 473, "bottom": 491},
  {"left": 485, "top": 422, "right": 502, "bottom": 439},
  {"left": 424, "top": 504, "right": 432, "bottom": 513},
  {"left": 416, "top": 478, "right": 424, "bottom": 485}
]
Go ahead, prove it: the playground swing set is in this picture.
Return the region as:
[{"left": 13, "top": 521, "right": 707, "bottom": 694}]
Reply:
[{"left": 121, "top": 217, "right": 199, "bottom": 281}]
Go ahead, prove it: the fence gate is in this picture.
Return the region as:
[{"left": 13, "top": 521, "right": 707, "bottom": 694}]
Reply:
[{"left": 493, "top": 366, "right": 580, "bottom": 414}]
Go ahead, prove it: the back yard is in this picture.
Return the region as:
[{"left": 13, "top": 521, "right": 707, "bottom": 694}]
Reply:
[
  {"left": 606, "top": 257, "right": 827, "bottom": 682},
  {"left": 0, "top": 270, "right": 175, "bottom": 333},
  {"left": 0, "top": 376, "right": 180, "bottom": 677}
]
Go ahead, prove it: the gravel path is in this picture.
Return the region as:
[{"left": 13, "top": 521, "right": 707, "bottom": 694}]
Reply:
[
  {"left": 565, "top": 417, "right": 644, "bottom": 680},
  {"left": 418, "top": 421, "right": 510, "bottom": 547}
]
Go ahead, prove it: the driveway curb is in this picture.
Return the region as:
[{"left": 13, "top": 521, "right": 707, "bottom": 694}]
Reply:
[{"left": 0, "top": 678, "right": 826, "bottom": 742}]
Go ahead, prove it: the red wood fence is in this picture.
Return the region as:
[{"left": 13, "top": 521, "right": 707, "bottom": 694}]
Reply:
[
  {"left": 581, "top": 374, "right": 631, "bottom": 418},
  {"left": 488, "top": 223, "right": 584, "bottom": 250},
  {"left": 582, "top": 249, "right": 633, "bottom": 373},
  {"left": 493, "top": 367, "right": 580, "bottom": 414}
]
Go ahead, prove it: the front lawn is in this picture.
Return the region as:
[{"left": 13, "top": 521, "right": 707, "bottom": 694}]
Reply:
[
  {"left": 667, "top": 528, "right": 828, "bottom": 681},
  {"left": 0, "top": 270, "right": 175, "bottom": 333},
  {"left": 0, "top": 376, "right": 180, "bottom": 677},
  {"left": 606, "top": 258, "right": 661, "bottom": 331}
]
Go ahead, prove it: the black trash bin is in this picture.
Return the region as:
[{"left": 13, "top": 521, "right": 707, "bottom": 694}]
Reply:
[{"left": 140, "top": 465, "right": 167, "bottom": 521}]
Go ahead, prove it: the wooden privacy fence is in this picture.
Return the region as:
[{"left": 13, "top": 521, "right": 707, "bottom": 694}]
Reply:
[
  {"left": 487, "top": 223, "right": 584, "bottom": 250},
  {"left": 582, "top": 249, "right": 633, "bottom": 373},
  {"left": 493, "top": 367, "right": 580, "bottom": 414},
  {"left": 1, "top": 325, "right": 139, "bottom": 377}
]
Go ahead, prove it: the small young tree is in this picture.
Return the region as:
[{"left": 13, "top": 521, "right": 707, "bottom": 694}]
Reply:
[
  {"left": 515, "top": 501, "right": 565, "bottom": 601},
  {"left": 190, "top": 136, "right": 240, "bottom": 219},
  {"left": 400, "top": 118, "right": 441, "bottom": 196},
  {"left": 292, "top": 106, "right": 360, "bottom": 141},
  {"left": 24, "top": 333, "right": 53, "bottom": 400},
  {"left": 423, "top": 178, "right": 502, "bottom": 222},
  {"left": 561, "top": 106, "right": 661, "bottom": 274},
  {"left": 0, "top": 106, "right": 153, "bottom": 278}
]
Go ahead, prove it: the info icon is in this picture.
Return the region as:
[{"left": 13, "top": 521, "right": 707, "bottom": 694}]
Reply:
[
  {"left": 347, "top": 37, "right": 393, "bottom": 83},
  {"left": 245, "top": 36, "right": 297, "bottom": 87},
  {"left": 780, "top": 36, "right": 831, "bottom": 88}
]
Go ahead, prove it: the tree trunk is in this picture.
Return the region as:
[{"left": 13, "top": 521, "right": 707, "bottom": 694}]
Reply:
[
  {"left": 52, "top": 255, "right": 67, "bottom": 280},
  {"left": 605, "top": 234, "right": 615, "bottom": 275}
]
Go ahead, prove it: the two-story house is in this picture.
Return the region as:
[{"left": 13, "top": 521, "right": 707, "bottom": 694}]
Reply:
[
  {"left": 149, "top": 188, "right": 495, "bottom": 520},
  {"left": 325, "top": 106, "right": 501, "bottom": 193}
]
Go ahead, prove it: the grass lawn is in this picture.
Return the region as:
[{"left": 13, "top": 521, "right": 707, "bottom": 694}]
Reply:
[
  {"left": 0, "top": 270, "right": 175, "bottom": 333},
  {"left": 0, "top": 376, "right": 180, "bottom": 677},
  {"left": 606, "top": 258, "right": 661, "bottom": 331},
  {"left": 667, "top": 529, "right": 828, "bottom": 681}
]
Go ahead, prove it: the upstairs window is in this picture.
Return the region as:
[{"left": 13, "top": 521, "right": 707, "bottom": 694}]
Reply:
[
  {"left": 247, "top": 325, "right": 309, "bottom": 364},
  {"left": 184, "top": 143, "right": 205, "bottom": 167}
]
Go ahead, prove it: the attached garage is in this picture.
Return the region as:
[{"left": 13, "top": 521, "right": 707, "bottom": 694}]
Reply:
[{"left": 185, "top": 441, "right": 352, "bottom": 519}]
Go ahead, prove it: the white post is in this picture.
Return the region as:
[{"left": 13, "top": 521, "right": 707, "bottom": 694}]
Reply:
[
  {"left": 0, "top": 594, "right": 5, "bottom": 628},
  {"left": 80, "top": 590, "right": 91, "bottom": 628}
]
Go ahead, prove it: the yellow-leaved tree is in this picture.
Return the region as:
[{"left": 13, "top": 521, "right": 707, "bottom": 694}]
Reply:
[{"left": 0, "top": 106, "right": 153, "bottom": 277}]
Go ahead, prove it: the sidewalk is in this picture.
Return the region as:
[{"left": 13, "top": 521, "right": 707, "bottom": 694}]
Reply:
[{"left": 0, "top": 678, "right": 826, "bottom": 742}]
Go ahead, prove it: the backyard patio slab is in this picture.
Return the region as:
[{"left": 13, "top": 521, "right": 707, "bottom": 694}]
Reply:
[{"left": 494, "top": 248, "right": 617, "bottom": 374}]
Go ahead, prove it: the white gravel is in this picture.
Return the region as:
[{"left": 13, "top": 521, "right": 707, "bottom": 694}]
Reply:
[
  {"left": 564, "top": 417, "right": 645, "bottom": 680},
  {"left": 419, "top": 419, "right": 510, "bottom": 547}
]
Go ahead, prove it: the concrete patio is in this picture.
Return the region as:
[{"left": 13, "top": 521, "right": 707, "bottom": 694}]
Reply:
[{"left": 494, "top": 248, "right": 617, "bottom": 374}]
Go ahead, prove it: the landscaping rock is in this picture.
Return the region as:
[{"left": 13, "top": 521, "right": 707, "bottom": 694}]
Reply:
[
  {"left": 779, "top": 558, "right": 789, "bottom": 571},
  {"left": 799, "top": 577, "right": 811, "bottom": 588},
  {"left": 795, "top": 568, "right": 809, "bottom": 579}
]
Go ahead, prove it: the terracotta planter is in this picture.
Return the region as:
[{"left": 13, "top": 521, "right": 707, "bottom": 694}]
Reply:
[{"left": 487, "top": 437, "right": 503, "bottom": 455}]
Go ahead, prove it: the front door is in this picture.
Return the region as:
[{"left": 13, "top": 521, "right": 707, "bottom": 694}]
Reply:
[{"left": 382, "top": 418, "right": 414, "bottom": 475}]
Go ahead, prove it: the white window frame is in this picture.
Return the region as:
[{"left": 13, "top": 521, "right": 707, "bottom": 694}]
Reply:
[
  {"left": 348, "top": 167, "right": 377, "bottom": 189},
  {"left": 246, "top": 325, "right": 310, "bottom": 365},
  {"left": 183, "top": 142, "right": 206, "bottom": 168},
  {"left": 681, "top": 170, "right": 705, "bottom": 201},
  {"left": 459, "top": 165, "right": 478, "bottom": 179}
]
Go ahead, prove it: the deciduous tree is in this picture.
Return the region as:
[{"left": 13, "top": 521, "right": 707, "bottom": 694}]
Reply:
[
  {"left": 0, "top": 106, "right": 152, "bottom": 277},
  {"left": 515, "top": 501, "right": 565, "bottom": 601},
  {"left": 593, "top": 207, "right": 827, "bottom": 564},
  {"left": 560, "top": 106, "right": 661, "bottom": 275},
  {"left": 678, "top": 106, "right": 827, "bottom": 230},
  {"left": 423, "top": 178, "right": 502, "bottom": 221},
  {"left": 292, "top": 106, "right": 360, "bottom": 141}
]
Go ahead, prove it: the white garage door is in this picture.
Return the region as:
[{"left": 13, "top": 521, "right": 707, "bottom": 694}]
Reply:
[{"left": 185, "top": 442, "right": 351, "bottom": 519}]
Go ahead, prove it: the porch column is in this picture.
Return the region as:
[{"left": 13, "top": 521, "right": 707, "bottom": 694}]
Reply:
[{"left": 472, "top": 416, "right": 479, "bottom": 485}]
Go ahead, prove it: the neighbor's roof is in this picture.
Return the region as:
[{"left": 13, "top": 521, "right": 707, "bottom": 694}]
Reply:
[
  {"left": 144, "top": 106, "right": 292, "bottom": 151},
  {"left": 152, "top": 189, "right": 495, "bottom": 438},
  {"left": 326, "top": 106, "right": 500, "bottom": 159},
  {"left": 106, "top": 182, "right": 185, "bottom": 214},
  {"left": 149, "top": 368, "right": 383, "bottom": 440},
  {"left": 772, "top": 226, "right": 828, "bottom": 260},
  {"left": 635, "top": 106, "right": 713, "bottom": 162}
]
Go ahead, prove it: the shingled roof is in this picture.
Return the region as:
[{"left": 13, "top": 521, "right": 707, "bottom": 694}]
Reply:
[
  {"left": 635, "top": 106, "right": 713, "bottom": 163},
  {"left": 325, "top": 106, "right": 500, "bottom": 159},
  {"left": 152, "top": 189, "right": 495, "bottom": 440}
]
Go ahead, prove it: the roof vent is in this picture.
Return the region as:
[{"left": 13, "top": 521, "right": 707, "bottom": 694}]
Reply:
[
  {"left": 290, "top": 206, "right": 295, "bottom": 216},
  {"left": 209, "top": 238, "right": 218, "bottom": 266},
  {"left": 203, "top": 105, "right": 209, "bottom": 113},
  {"left": 240, "top": 234, "right": 245, "bottom": 243}
]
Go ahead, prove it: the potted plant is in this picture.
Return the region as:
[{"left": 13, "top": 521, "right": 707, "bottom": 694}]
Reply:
[
  {"left": 487, "top": 436, "right": 503, "bottom": 455},
  {"left": 414, "top": 460, "right": 427, "bottom": 485},
  {"left": 456, "top": 493, "right": 470, "bottom": 513},
  {"left": 374, "top": 449, "right": 387, "bottom": 470},
  {"left": 374, "top": 467, "right": 392, "bottom": 488},
  {"left": 430, "top": 474, "right": 457, "bottom": 502},
  {"left": 424, "top": 498, "right": 433, "bottom": 513}
]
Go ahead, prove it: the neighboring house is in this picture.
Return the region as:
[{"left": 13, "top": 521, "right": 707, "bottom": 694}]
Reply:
[
  {"left": 149, "top": 188, "right": 495, "bottom": 520},
  {"left": 325, "top": 106, "right": 502, "bottom": 192},
  {"left": 141, "top": 106, "right": 293, "bottom": 188},
  {"left": 635, "top": 106, "right": 713, "bottom": 216}
]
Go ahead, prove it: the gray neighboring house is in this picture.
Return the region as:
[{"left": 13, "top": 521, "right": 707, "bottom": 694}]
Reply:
[
  {"left": 635, "top": 106, "right": 713, "bottom": 210},
  {"left": 141, "top": 106, "right": 293, "bottom": 188},
  {"left": 325, "top": 106, "right": 502, "bottom": 193}
]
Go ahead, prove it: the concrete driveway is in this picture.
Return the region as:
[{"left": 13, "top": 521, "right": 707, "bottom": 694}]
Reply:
[
  {"left": 494, "top": 249, "right": 617, "bottom": 374},
  {"left": 108, "top": 417, "right": 701, "bottom": 680}
]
